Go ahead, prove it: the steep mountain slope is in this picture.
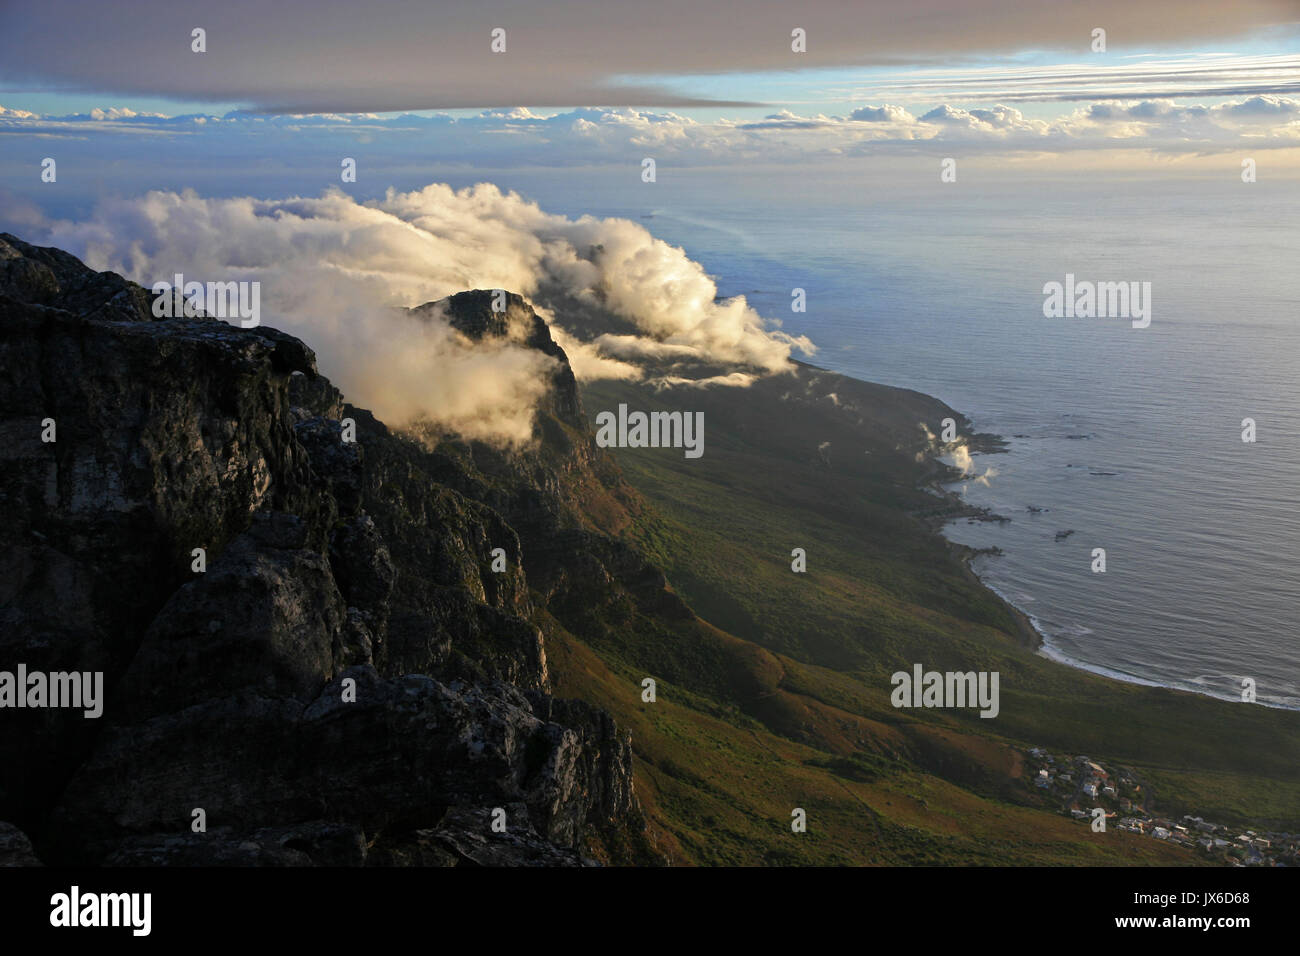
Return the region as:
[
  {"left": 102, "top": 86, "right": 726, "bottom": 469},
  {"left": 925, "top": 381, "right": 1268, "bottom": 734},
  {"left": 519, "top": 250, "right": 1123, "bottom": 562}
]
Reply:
[{"left": 0, "top": 235, "right": 654, "bottom": 866}]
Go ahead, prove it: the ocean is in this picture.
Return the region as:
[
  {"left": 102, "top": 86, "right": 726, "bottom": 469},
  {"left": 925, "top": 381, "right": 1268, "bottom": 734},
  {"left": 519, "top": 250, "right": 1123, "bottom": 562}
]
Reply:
[{"left": 497, "top": 165, "right": 1300, "bottom": 708}]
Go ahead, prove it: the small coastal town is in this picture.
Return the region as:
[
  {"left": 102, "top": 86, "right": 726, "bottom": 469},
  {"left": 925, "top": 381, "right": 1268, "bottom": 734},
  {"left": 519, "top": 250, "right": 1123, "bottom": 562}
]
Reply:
[{"left": 1026, "top": 748, "right": 1299, "bottom": 866}]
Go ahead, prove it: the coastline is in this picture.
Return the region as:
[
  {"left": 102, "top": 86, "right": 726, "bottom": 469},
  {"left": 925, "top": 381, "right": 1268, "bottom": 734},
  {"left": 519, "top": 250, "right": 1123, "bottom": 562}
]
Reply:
[
  {"left": 943, "top": 536, "right": 1043, "bottom": 652},
  {"left": 928, "top": 422, "right": 1300, "bottom": 713}
]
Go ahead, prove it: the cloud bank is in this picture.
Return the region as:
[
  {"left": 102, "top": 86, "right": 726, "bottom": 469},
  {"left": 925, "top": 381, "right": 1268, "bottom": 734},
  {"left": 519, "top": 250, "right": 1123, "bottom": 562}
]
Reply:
[
  {"left": 27, "top": 183, "right": 811, "bottom": 442},
  {"left": 5, "top": 97, "right": 1297, "bottom": 169}
]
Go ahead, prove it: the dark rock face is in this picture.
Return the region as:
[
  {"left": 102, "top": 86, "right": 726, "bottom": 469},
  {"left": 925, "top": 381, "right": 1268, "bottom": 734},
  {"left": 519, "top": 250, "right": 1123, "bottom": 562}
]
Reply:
[
  {"left": 413, "top": 290, "right": 581, "bottom": 424},
  {"left": 0, "top": 822, "right": 42, "bottom": 866},
  {"left": 50, "top": 667, "right": 635, "bottom": 865},
  {"left": 103, "top": 822, "right": 369, "bottom": 867},
  {"left": 0, "top": 234, "right": 655, "bottom": 865},
  {"left": 403, "top": 290, "right": 694, "bottom": 654},
  {"left": 114, "top": 512, "right": 351, "bottom": 722},
  {"left": 0, "top": 234, "right": 155, "bottom": 323}
]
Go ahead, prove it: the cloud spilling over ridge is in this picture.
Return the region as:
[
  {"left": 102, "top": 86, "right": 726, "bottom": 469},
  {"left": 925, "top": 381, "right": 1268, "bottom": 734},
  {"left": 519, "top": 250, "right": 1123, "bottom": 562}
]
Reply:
[
  {"left": 32, "top": 183, "right": 810, "bottom": 441},
  {"left": 537, "top": 309, "right": 644, "bottom": 383}
]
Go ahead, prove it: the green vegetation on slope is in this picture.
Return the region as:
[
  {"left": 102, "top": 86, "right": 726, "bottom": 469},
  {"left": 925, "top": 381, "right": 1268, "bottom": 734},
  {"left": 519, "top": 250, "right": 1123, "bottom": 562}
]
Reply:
[{"left": 543, "top": 368, "right": 1300, "bottom": 865}]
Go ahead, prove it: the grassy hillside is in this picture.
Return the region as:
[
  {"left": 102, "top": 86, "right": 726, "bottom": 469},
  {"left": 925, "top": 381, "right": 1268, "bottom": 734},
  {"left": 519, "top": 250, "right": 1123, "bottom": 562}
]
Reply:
[{"left": 543, "top": 366, "right": 1300, "bottom": 865}]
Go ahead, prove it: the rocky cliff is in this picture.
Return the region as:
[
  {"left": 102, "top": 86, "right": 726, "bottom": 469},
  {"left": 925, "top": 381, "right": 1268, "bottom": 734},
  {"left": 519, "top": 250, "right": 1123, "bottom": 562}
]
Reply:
[{"left": 0, "top": 233, "right": 658, "bottom": 866}]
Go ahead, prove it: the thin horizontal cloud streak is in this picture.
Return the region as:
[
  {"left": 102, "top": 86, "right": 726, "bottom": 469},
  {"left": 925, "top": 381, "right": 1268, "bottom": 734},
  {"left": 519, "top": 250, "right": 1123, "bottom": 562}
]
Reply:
[{"left": 821, "top": 53, "right": 1300, "bottom": 104}]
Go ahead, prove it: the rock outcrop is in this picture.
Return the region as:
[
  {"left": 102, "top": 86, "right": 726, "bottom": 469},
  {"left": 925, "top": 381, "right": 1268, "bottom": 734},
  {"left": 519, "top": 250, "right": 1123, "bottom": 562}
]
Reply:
[
  {"left": 0, "top": 234, "right": 657, "bottom": 866},
  {"left": 0, "top": 822, "right": 41, "bottom": 866}
]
